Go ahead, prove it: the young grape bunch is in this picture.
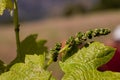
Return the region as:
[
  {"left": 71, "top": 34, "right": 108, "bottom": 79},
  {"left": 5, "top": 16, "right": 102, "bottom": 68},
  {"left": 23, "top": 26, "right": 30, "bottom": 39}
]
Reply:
[{"left": 50, "top": 28, "right": 111, "bottom": 62}]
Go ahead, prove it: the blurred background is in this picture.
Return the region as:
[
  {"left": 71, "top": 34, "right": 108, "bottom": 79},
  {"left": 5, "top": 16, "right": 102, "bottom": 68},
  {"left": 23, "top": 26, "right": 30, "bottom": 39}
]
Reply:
[{"left": 0, "top": 0, "right": 120, "bottom": 79}]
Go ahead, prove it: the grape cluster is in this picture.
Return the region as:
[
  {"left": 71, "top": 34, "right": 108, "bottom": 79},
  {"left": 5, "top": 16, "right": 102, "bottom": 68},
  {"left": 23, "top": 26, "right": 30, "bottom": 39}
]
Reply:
[
  {"left": 50, "top": 28, "right": 110, "bottom": 62},
  {"left": 74, "top": 28, "right": 110, "bottom": 45},
  {"left": 50, "top": 43, "right": 62, "bottom": 62}
]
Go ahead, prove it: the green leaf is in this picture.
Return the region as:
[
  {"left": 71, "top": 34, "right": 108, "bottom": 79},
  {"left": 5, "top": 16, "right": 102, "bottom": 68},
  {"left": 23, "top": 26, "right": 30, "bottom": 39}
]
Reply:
[
  {"left": 0, "top": 0, "right": 13, "bottom": 15},
  {"left": 0, "top": 54, "right": 55, "bottom": 80},
  {"left": 59, "top": 42, "right": 120, "bottom": 80},
  {"left": 12, "top": 34, "right": 48, "bottom": 63},
  {"left": 6, "top": 34, "right": 48, "bottom": 69},
  {"left": 0, "top": 60, "right": 6, "bottom": 74},
  {"left": 19, "top": 34, "right": 48, "bottom": 55},
  {"left": 37, "top": 39, "right": 48, "bottom": 55},
  {"left": 0, "top": 34, "right": 55, "bottom": 80}
]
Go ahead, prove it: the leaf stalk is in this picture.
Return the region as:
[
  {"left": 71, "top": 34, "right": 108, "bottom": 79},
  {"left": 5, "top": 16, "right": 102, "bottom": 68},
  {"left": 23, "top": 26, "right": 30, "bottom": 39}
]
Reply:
[{"left": 13, "top": 0, "right": 21, "bottom": 57}]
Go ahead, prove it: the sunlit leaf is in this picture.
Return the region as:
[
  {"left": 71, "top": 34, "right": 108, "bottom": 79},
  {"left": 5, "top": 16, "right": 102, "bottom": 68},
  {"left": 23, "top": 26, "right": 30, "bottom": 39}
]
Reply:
[
  {"left": 0, "top": 0, "right": 13, "bottom": 15},
  {"left": 0, "top": 54, "right": 55, "bottom": 80},
  {"left": 0, "top": 34, "right": 55, "bottom": 80},
  {"left": 60, "top": 42, "right": 120, "bottom": 80}
]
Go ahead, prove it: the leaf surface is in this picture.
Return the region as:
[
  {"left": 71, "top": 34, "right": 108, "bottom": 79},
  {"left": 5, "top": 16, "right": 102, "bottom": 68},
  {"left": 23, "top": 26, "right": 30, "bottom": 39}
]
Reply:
[
  {"left": 14, "top": 34, "right": 48, "bottom": 63},
  {"left": 0, "top": 34, "right": 55, "bottom": 80},
  {"left": 0, "top": 0, "right": 13, "bottom": 15},
  {"left": 0, "top": 60, "right": 5, "bottom": 74},
  {"left": 0, "top": 54, "right": 55, "bottom": 80},
  {"left": 60, "top": 42, "right": 120, "bottom": 80}
]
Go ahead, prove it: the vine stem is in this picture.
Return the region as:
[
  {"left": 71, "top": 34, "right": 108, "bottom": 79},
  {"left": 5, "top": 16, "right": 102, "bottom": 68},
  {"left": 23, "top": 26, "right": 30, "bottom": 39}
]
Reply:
[
  {"left": 13, "top": 0, "right": 21, "bottom": 57},
  {"left": 6, "top": 0, "right": 20, "bottom": 70}
]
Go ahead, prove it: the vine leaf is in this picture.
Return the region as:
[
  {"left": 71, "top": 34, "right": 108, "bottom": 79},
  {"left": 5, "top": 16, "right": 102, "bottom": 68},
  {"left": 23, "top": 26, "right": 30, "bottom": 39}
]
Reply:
[
  {"left": 0, "top": 54, "right": 55, "bottom": 80},
  {"left": 59, "top": 42, "right": 120, "bottom": 80},
  {"left": 0, "top": 34, "right": 55, "bottom": 80},
  {"left": 0, "top": 60, "right": 6, "bottom": 74},
  {"left": 11, "top": 34, "right": 48, "bottom": 64},
  {"left": 0, "top": 0, "right": 13, "bottom": 15},
  {"left": 18, "top": 34, "right": 48, "bottom": 60}
]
